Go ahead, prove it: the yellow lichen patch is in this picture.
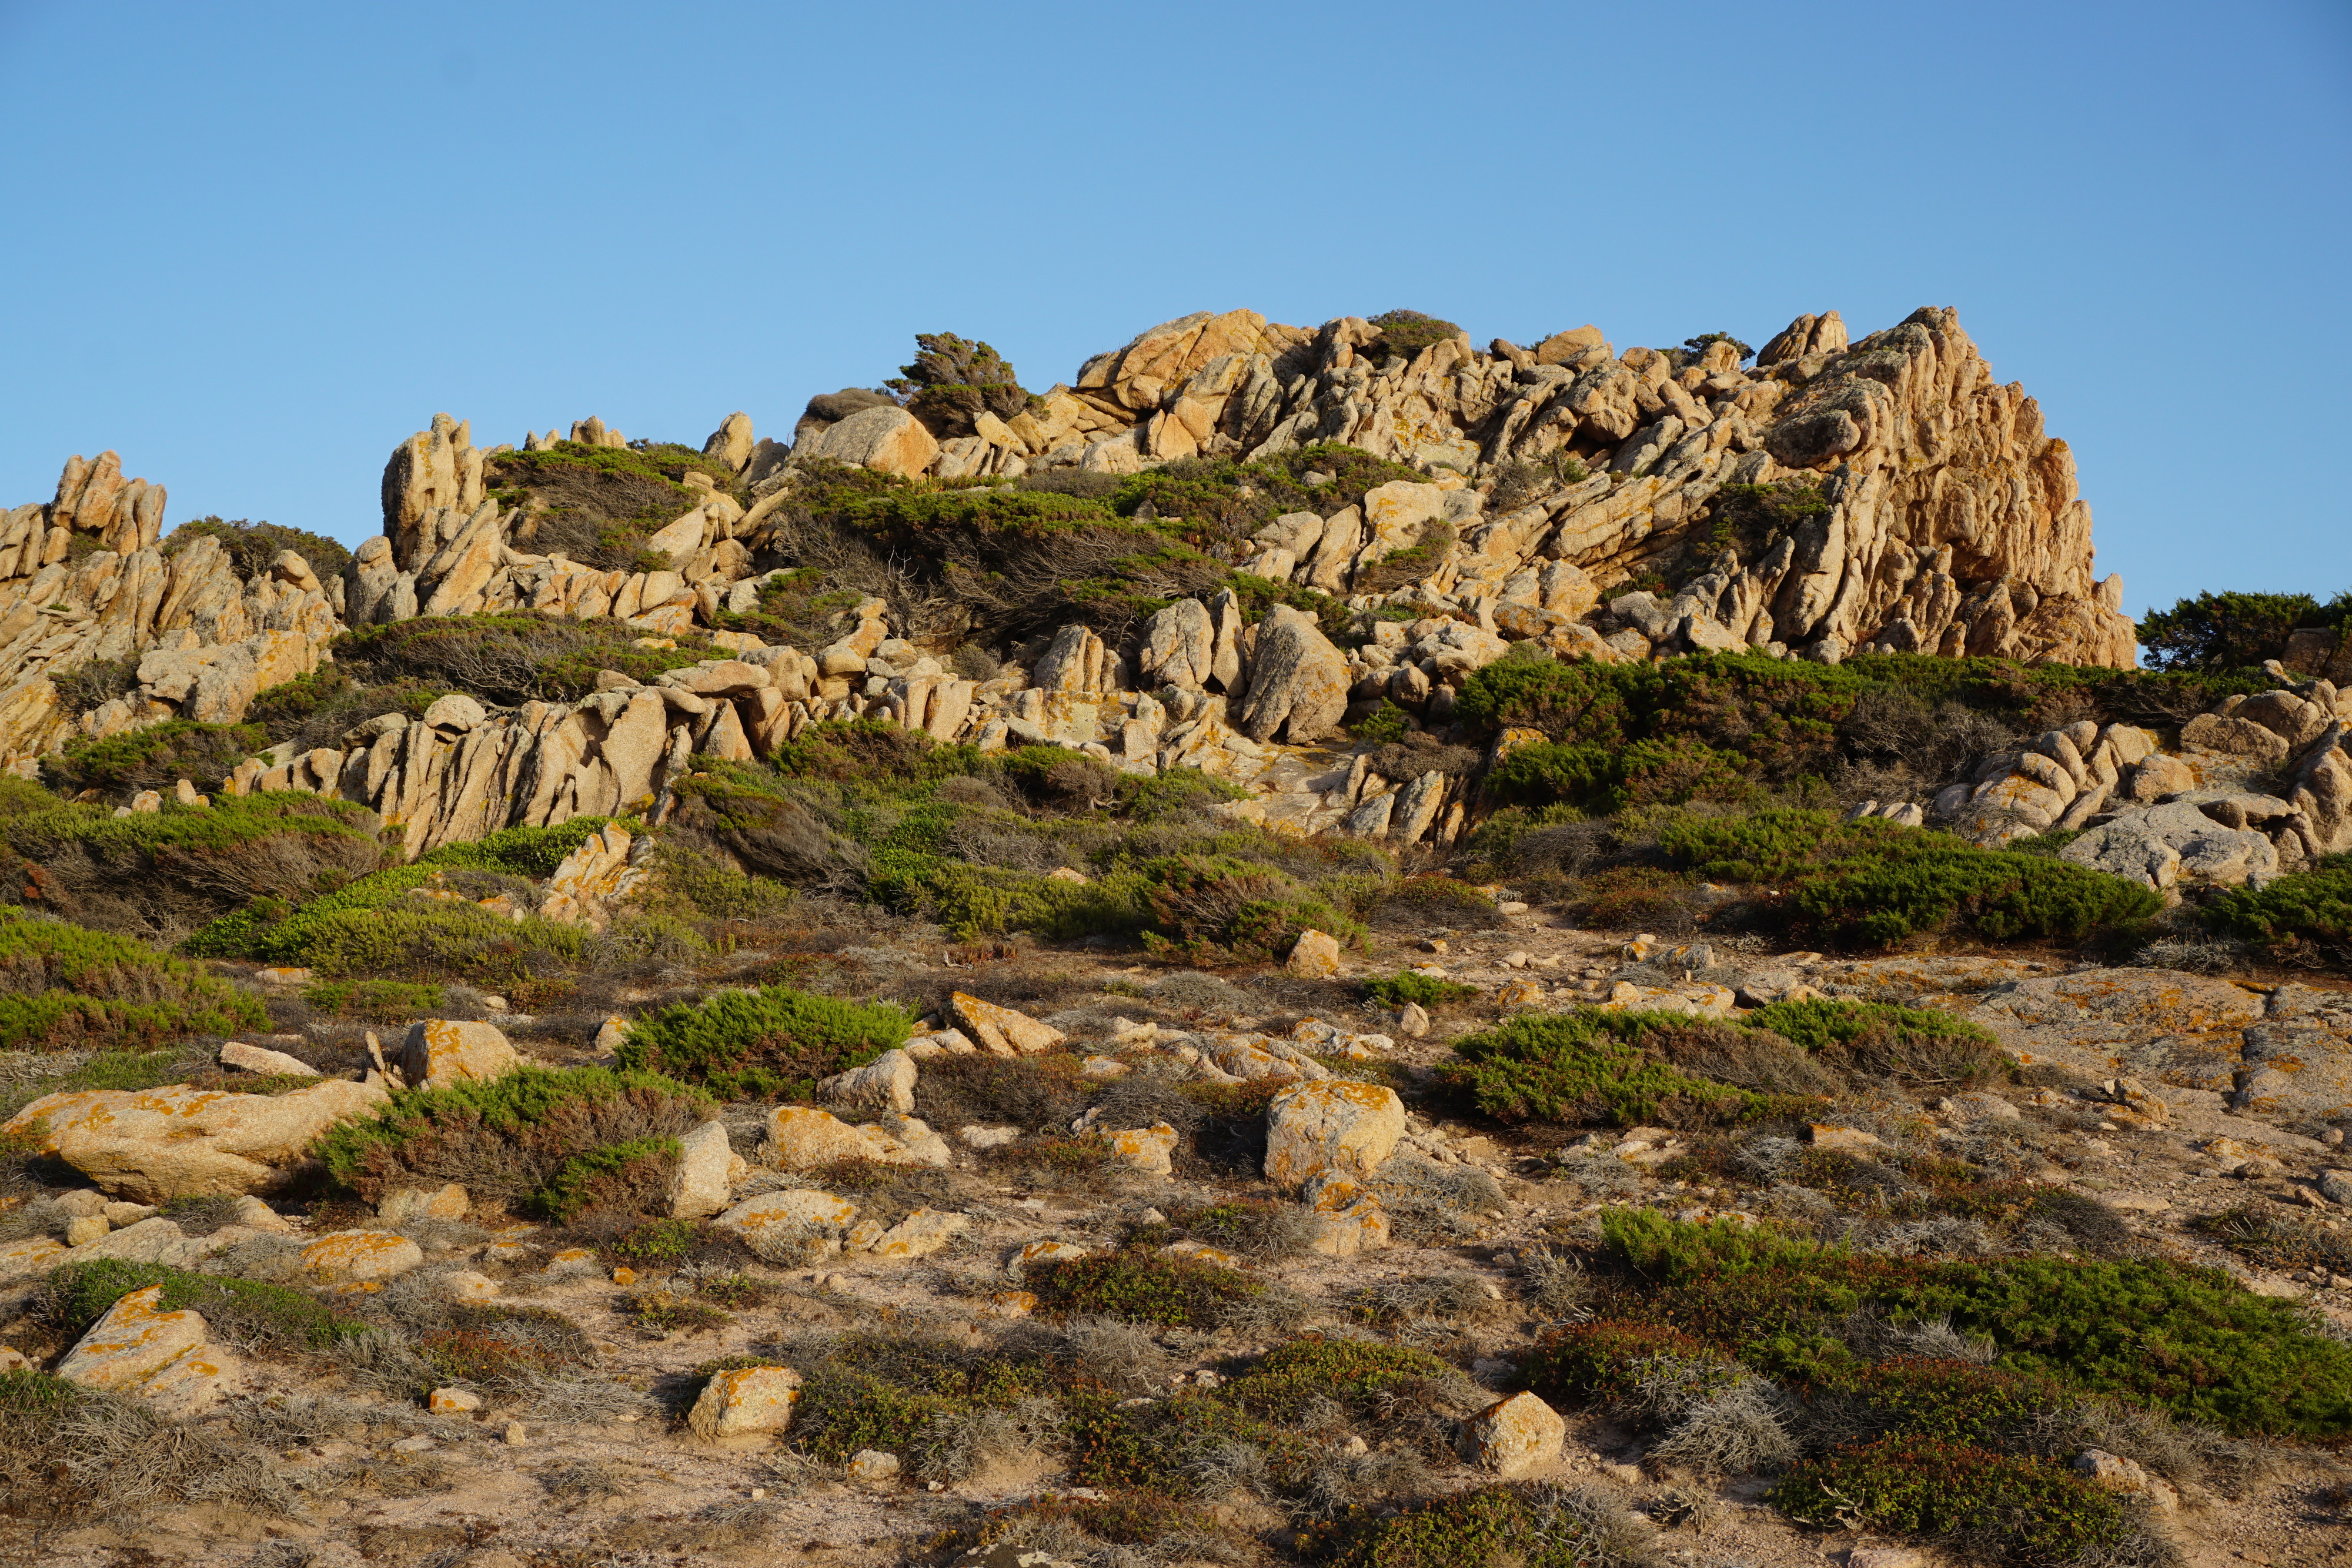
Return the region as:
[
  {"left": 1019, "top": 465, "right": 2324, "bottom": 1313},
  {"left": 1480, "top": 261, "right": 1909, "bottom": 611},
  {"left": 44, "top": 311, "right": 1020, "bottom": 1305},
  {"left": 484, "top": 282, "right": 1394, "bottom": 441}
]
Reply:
[{"left": 300, "top": 1228, "right": 425, "bottom": 1282}]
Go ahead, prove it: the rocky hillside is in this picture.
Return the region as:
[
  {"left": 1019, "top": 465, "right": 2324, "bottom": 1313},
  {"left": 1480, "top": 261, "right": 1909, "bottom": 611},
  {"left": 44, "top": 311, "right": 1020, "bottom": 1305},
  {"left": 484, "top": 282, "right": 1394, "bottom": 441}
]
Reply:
[{"left": 0, "top": 307, "right": 2344, "bottom": 1568}]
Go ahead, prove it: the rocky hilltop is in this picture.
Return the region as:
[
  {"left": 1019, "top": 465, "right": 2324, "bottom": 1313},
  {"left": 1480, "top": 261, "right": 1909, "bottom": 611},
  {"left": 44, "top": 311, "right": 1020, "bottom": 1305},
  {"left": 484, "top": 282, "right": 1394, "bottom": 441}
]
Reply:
[{"left": 0, "top": 307, "right": 2346, "bottom": 1568}]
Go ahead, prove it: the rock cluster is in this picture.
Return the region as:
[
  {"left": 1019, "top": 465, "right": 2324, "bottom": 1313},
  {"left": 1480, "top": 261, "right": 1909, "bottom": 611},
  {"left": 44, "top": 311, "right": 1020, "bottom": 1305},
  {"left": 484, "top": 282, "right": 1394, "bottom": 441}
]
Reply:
[
  {"left": 0, "top": 453, "right": 340, "bottom": 770},
  {"left": 1938, "top": 674, "right": 2352, "bottom": 890}
]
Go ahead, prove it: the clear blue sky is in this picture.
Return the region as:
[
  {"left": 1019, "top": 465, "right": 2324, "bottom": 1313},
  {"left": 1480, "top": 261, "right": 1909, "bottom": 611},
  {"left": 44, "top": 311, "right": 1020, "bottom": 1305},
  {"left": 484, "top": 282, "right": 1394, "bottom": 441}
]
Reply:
[{"left": 2, "top": 1, "right": 2346, "bottom": 630}]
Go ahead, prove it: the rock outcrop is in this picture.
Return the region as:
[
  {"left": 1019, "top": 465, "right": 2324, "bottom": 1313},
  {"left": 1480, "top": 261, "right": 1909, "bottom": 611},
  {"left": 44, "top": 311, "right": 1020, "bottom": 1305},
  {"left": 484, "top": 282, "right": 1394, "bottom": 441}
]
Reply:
[{"left": 0, "top": 302, "right": 2134, "bottom": 842}]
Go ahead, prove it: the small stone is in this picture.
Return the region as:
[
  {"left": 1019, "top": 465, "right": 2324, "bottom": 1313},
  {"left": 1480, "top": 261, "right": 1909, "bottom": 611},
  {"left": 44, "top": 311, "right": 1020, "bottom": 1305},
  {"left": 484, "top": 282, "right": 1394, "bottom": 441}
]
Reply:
[
  {"left": 65, "top": 1215, "right": 109, "bottom": 1246},
  {"left": 1498, "top": 901, "right": 1531, "bottom": 915},
  {"left": 2318, "top": 1169, "right": 2352, "bottom": 1206},
  {"left": 101, "top": 1201, "right": 154, "bottom": 1226},
  {"left": 1808, "top": 1124, "right": 1884, "bottom": 1154},
  {"left": 1848, "top": 1552, "right": 1926, "bottom": 1568},
  {"left": 504, "top": 1422, "right": 528, "bottom": 1446},
  {"left": 1285, "top": 928, "right": 1342, "bottom": 978},
  {"left": 390, "top": 1435, "right": 435, "bottom": 1453},
  {"left": 688, "top": 1366, "right": 803, "bottom": 1442},
  {"left": 429, "top": 1386, "right": 483, "bottom": 1413},
  {"left": 1467, "top": 1390, "right": 1566, "bottom": 1477},
  {"left": 847, "top": 1448, "right": 901, "bottom": 1483},
  {"left": 1397, "top": 1001, "right": 1431, "bottom": 1037}
]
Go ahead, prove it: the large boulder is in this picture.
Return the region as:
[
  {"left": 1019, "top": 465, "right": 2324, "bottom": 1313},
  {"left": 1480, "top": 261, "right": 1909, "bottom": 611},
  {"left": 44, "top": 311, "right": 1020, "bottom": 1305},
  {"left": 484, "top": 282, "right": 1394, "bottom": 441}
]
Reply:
[
  {"left": 1234, "top": 605, "right": 1349, "bottom": 743},
  {"left": 398, "top": 1020, "right": 522, "bottom": 1089},
  {"left": 797, "top": 406, "right": 940, "bottom": 477},
  {"left": 764, "top": 1106, "right": 944, "bottom": 1169},
  {"left": 688, "top": 1365, "right": 801, "bottom": 1443},
  {"left": 4, "top": 1078, "right": 388, "bottom": 1201},
  {"left": 1466, "top": 1392, "right": 1566, "bottom": 1477},
  {"left": 1264, "top": 1081, "right": 1405, "bottom": 1189},
  {"left": 818, "top": 1049, "right": 918, "bottom": 1114},
  {"left": 951, "top": 993, "right": 1064, "bottom": 1055},
  {"left": 56, "top": 1284, "right": 240, "bottom": 1416},
  {"left": 2059, "top": 800, "right": 2280, "bottom": 889}
]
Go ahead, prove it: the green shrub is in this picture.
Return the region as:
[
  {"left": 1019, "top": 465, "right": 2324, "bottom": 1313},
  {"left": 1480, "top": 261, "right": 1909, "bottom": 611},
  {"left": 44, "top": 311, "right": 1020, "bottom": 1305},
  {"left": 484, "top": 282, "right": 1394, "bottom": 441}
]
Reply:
[
  {"left": 1808, "top": 1357, "right": 2066, "bottom": 1447},
  {"left": 38, "top": 721, "right": 269, "bottom": 795},
  {"left": 300, "top": 978, "right": 445, "bottom": 1021},
  {"left": 1595, "top": 1212, "right": 2352, "bottom": 1438},
  {"left": 42, "top": 1259, "right": 367, "bottom": 1353},
  {"left": 1220, "top": 1338, "right": 1456, "bottom": 1420},
  {"left": 311, "top": 1065, "right": 711, "bottom": 1221},
  {"left": 1362, "top": 310, "right": 1464, "bottom": 361},
  {"left": 1744, "top": 996, "right": 2000, "bottom": 1085},
  {"left": 0, "top": 910, "right": 265, "bottom": 1049},
  {"left": 1519, "top": 1319, "right": 1738, "bottom": 1408},
  {"left": 2206, "top": 853, "right": 2352, "bottom": 955},
  {"left": 1328, "top": 1484, "right": 1586, "bottom": 1568},
  {"left": 1137, "top": 854, "right": 1362, "bottom": 964},
  {"left": 2139, "top": 589, "right": 2350, "bottom": 674},
  {"left": 615, "top": 984, "right": 909, "bottom": 1101},
  {"left": 330, "top": 615, "right": 714, "bottom": 707},
  {"left": 1440, "top": 1009, "right": 1759, "bottom": 1126},
  {"left": 1768, "top": 1437, "right": 2127, "bottom": 1563},
  {"left": 162, "top": 514, "right": 354, "bottom": 581},
  {"left": 1485, "top": 735, "right": 1754, "bottom": 813},
  {"left": 1023, "top": 1249, "right": 1271, "bottom": 1328},
  {"left": 186, "top": 816, "right": 621, "bottom": 967},
  {"left": 1659, "top": 808, "right": 2161, "bottom": 945},
  {"left": 886, "top": 332, "right": 1035, "bottom": 437},
  {"left": 1362, "top": 970, "right": 1478, "bottom": 1007}
]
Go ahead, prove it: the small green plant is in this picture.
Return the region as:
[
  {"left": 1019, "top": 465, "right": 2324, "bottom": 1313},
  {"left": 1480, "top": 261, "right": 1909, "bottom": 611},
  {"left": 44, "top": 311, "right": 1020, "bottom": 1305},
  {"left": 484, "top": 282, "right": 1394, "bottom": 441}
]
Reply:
[
  {"left": 620, "top": 1288, "right": 730, "bottom": 1335},
  {"left": 300, "top": 978, "right": 446, "bottom": 1021},
  {"left": 42, "top": 1259, "right": 368, "bottom": 1353},
  {"left": 615, "top": 983, "right": 910, "bottom": 1101},
  {"left": 0, "top": 910, "right": 266, "bottom": 1049},
  {"left": 1440, "top": 1009, "right": 1759, "bottom": 1126},
  {"left": 1362, "top": 970, "right": 1478, "bottom": 1008},
  {"left": 1023, "top": 1249, "right": 1271, "bottom": 1328},
  {"left": 2206, "top": 852, "right": 2352, "bottom": 957},
  {"left": 1362, "top": 310, "right": 1464, "bottom": 361},
  {"left": 312, "top": 1065, "right": 711, "bottom": 1222},
  {"left": 1768, "top": 1437, "right": 2128, "bottom": 1562},
  {"left": 1660, "top": 808, "right": 2163, "bottom": 946}
]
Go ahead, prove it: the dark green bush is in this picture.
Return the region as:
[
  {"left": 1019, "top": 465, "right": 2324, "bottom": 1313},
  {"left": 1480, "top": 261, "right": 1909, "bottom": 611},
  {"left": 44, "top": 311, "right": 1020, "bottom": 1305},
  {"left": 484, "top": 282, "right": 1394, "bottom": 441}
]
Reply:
[
  {"left": 41, "top": 1259, "right": 367, "bottom": 1354},
  {"left": 1660, "top": 808, "right": 2162, "bottom": 946},
  {"left": 331, "top": 615, "right": 714, "bottom": 707},
  {"left": 1768, "top": 1437, "right": 2127, "bottom": 1563},
  {"left": 1439, "top": 1008, "right": 1759, "bottom": 1127},
  {"left": 2206, "top": 853, "right": 2352, "bottom": 955},
  {"left": 2139, "top": 589, "right": 2350, "bottom": 674},
  {"left": 614, "top": 983, "right": 910, "bottom": 1101},
  {"left": 1594, "top": 1211, "right": 2352, "bottom": 1439},
  {"left": 1485, "top": 735, "right": 1754, "bottom": 813},
  {"left": 312, "top": 1065, "right": 711, "bottom": 1221},
  {"left": 1328, "top": 1484, "right": 1587, "bottom": 1568},
  {"left": 162, "top": 515, "right": 354, "bottom": 581},
  {"left": 1745, "top": 996, "right": 2000, "bottom": 1085},
  {"left": 1023, "top": 1249, "right": 1272, "bottom": 1328},
  {"left": 185, "top": 816, "right": 620, "bottom": 968},
  {"left": 300, "top": 978, "right": 446, "bottom": 1022},
  {"left": 39, "top": 720, "right": 269, "bottom": 794},
  {"left": 1138, "top": 854, "right": 1362, "bottom": 965},
  {"left": 1362, "top": 970, "right": 1478, "bottom": 1007},
  {"left": 0, "top": 910, "right": 265, "bottom": 1049},
  {"left": 886, "top": 332, "right": 1034, "bottom": 437},
  {"left": 1363, "top": 310, "right": 1464, "bottom": 361}
]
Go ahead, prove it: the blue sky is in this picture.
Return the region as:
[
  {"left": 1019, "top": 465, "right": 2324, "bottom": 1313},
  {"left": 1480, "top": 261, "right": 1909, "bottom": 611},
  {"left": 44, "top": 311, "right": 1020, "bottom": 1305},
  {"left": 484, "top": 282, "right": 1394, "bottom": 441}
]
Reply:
[{"left": 2, "top": 1, "right": 2346, "bottom": 630}]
